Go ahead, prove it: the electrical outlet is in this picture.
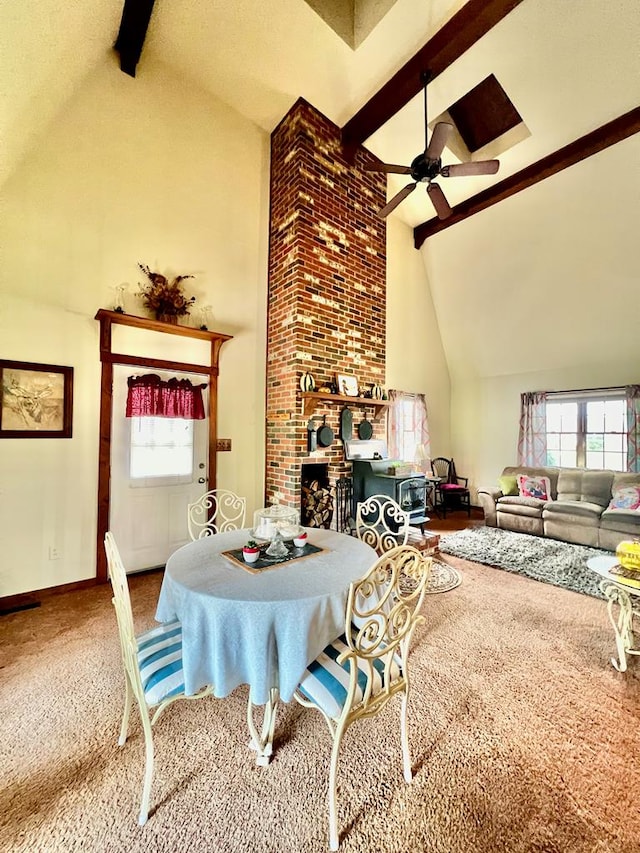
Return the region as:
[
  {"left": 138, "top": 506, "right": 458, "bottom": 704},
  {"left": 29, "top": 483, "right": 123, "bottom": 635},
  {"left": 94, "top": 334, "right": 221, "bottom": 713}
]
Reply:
[
  {"left": 48, "top": 546, "right": 62, "bottom": 560},
  {"left": 217, "top": 438, "right": 232, "bottom": 452}
]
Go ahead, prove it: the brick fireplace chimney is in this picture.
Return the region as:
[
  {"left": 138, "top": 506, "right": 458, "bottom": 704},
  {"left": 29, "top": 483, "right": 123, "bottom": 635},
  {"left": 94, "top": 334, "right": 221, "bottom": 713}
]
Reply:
[{"left": 266, "top": 98, "right": 387, "bottom": 513}]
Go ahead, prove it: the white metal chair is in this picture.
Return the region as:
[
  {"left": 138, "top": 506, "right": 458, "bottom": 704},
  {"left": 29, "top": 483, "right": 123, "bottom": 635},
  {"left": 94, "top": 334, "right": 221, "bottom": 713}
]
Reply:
[
  {"left": 104, "top": 532, "right": 213, "bottom": 825},
  {"left": 293, "top": 545, "right": 431, "bottom": 850},
  {"left": 355, "top": 494, "right": 410, "bottom": 554},
  {"left": 187, "top": 489, "right": 247, "bottom": 539}
]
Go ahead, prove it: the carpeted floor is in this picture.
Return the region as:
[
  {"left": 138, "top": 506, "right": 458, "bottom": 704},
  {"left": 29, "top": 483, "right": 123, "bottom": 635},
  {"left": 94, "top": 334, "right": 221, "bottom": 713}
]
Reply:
[
  {"left": 2, "top": 558, "right": 639, "bottom": 853},
  {"left": 439, "top": 527, "right": 611, "bottom": 598}
]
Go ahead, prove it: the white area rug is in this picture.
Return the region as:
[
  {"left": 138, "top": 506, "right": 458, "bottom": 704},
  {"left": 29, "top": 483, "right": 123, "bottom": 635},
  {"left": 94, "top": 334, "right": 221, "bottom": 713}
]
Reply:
[{"left": 439, "top": 527, "right": 611, "bottom": 598}]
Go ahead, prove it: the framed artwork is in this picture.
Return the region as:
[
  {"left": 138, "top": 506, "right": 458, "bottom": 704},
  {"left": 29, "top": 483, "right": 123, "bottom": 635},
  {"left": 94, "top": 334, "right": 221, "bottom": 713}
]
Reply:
[
  {"left": 0, "top": 360, "right": 73, "bottom": 438},
  {"left": 336, "top": 373, "right": 359, "bottom": 397}
]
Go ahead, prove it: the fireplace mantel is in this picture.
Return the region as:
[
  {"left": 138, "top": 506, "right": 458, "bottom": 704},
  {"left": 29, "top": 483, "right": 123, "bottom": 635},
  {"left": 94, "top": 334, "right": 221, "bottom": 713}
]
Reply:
[{"left": 301, "top": 391, "right": 390, "bottom": 419}]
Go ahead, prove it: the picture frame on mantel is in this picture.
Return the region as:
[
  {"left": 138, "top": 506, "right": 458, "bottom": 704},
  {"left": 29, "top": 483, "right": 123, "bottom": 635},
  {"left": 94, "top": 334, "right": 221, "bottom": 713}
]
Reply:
[
  {"left": 0, "top": 359, "right": 73, "bottom": 438},
  {"left": 336, "top": 373, "right": 358, "bottom": 397}
]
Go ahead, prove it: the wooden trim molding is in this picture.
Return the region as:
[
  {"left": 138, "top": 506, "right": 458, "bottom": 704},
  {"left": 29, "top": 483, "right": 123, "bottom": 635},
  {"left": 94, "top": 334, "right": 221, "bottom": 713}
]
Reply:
[
  {"left": 114, "top": 0, "right": 156, "bottom": 77},
  {"left": 341, "top": 0, "right": 525, "bottom": 152},
  {"left": 414, "top": 106, "right": 640, "bottom": 247},
  {"left": 94, "top": 310, "right": 232, "bottom": 583}
]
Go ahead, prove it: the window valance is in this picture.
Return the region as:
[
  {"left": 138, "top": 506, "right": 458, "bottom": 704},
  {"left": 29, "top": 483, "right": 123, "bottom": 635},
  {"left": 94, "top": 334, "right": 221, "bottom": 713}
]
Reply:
[{"left": 125, "top": 374, "right": 206, "bottom": 420}]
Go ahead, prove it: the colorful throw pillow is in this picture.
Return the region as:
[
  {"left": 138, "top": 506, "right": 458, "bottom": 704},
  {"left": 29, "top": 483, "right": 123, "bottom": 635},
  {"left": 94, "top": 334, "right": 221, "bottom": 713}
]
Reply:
[
  {"left": 517, "top": 474, "right": 552, "bottom": 501},
  {"left": 499, "top": 475, "right": 519, "bottom": 496},
  {"left": 608, "top": 486, "right": 640, "bottom": 511}
]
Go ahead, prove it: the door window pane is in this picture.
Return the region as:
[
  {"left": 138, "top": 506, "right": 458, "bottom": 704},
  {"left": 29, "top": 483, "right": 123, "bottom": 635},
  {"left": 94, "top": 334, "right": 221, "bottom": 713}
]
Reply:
[{"left": 130, "top": 417, "right": 194, "bottom": 479}]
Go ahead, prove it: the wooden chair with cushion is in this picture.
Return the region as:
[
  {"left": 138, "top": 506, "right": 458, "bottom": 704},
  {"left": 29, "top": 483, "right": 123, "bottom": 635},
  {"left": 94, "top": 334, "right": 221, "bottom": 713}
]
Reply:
[
  {"left": 293, "top": 544, "right": 431, "bottom": 850},
  {"left": 187, "top": 488, "right": 246, "bottom": 539},
  {"left": 431, "top": 457, "right": 471, "bottom": 518},
  {"left": 355, "top": 494, "right": 410, "bottom": 554},
  {"left": 104, "top": 532, "right": 213, "bottom": 824}
]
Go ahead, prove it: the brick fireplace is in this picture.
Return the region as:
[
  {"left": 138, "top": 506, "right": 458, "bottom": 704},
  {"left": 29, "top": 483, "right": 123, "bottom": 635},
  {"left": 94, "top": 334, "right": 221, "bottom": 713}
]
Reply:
[{"left": 265, "top": 98, "right": 388, "bottom": 517}]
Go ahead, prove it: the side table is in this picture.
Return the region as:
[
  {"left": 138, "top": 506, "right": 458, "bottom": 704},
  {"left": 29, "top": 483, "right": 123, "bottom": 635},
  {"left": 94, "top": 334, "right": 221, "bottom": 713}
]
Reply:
[{"left": 587, "top": 555, "right": 640, "bottom": 672}]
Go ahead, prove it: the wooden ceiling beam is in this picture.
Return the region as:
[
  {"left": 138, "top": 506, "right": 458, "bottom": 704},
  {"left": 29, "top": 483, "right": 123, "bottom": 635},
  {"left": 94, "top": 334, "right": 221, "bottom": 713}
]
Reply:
[
  {"left": 413, "top": 106, "right": 640, "bottom": 248},
  {"left": 114, "top": 0, "right": 156, "bottom": 77},
  {"left": 341, "top": 0, "right": 525, "bottom": 152}
]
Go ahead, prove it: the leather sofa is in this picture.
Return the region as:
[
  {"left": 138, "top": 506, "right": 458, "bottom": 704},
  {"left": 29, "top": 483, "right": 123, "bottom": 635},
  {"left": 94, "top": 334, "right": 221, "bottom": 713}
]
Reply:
[{"left": 477, "top": 466, "right": 640, "bottom": 551}]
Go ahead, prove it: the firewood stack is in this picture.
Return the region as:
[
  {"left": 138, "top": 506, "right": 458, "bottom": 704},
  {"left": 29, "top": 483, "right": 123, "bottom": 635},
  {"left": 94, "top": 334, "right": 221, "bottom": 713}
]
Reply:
[{"left": 302, "top": 480, "right": 334, "bottom": 528}]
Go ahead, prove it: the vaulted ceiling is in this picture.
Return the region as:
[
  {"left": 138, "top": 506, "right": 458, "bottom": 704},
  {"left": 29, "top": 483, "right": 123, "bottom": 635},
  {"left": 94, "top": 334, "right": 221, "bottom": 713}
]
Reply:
[{"left": 4, "top": 0, "right": 639, "bottom": 235}]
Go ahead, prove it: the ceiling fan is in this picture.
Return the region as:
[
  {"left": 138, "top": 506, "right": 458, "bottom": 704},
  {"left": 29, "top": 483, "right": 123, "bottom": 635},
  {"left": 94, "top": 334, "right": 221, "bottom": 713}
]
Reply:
[{"left": 364, "top": 72, "right": 500, "bottom": 220}]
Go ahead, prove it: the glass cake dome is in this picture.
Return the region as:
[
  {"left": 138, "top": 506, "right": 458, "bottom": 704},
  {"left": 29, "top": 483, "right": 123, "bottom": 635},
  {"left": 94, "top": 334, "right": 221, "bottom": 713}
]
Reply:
[{"left": 252, "top": 505, "right": 301, "bottom": 541}]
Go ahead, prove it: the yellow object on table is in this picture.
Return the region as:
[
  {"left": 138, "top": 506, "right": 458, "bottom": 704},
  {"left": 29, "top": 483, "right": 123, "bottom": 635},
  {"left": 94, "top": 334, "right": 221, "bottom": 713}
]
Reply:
[{"left": 616, "top": 539, "right": 640, "bottom": 572}]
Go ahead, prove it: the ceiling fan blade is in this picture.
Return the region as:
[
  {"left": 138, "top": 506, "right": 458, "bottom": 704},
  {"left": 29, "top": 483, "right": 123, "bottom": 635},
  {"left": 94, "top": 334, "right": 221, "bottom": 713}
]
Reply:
[
  {"left": 363, "top": 163, "right": 412, "bottom": 175},
  {"left": 426, "top": 122, "right": 453, "bottom": 161},
  {"left": 441, "top": 159, "right": 500, "bottom": 177},
  {"left": 427, "top": 183, "right": 453, "bottom": 220},
  {"left": 377, "top": 183, "right": 417, "bottom": 218}
]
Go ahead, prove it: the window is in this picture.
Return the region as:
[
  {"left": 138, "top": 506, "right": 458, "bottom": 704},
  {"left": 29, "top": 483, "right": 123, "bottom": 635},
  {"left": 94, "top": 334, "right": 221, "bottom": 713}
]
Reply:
[
  {"left": 546, "top": 394, "right": 627, "bottom": 471},
  {"left": 130, "top": 416, "right": 194, "bottom": 481},
  {"left": 387, "top": 391, "right": 430, "bottom": 467},
  {"left": 396, "top": 397, "right": 420, "bottom": 462}
]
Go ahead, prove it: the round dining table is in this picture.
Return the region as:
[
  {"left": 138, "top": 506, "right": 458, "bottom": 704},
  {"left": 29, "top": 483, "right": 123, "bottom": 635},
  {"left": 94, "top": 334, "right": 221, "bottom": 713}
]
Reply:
[{"left": 155, "top": 527, "right": 377, "bottom": 763}]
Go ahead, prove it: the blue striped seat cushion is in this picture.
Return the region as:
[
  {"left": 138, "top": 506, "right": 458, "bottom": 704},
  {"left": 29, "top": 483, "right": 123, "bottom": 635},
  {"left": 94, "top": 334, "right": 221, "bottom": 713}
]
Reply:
[
  {"left": 297, "top": 630, "right": 401, "bottom": 719},
  {"left": 136, "top": 621, "right": 186, "bottom": 706}
]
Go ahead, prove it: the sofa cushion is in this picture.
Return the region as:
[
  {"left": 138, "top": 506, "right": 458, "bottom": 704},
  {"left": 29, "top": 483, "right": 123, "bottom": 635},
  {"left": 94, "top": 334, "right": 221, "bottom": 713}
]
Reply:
[
  {"left": 612, "top": 472, "right": 640, "bottom": 494},
  {"left": 518, "top": 474, "right": 552, "bottom": 501},
  {"left": 497, "top": 496, "right": 545, "bottom": 518},
  {"left": 499, "top": 495, "right": 546, "bottom": 509},
  {"left": 608, "top": 485, "right": 640, "bottom": 510},
  {"left": 556, "top": 469, "right": 613, "bottom": 507},
  {"left": 600, "top": 508, "right": 640, "bottom": 534},
  {"left": 556, "top": 469, "right": 584, "bottom": 502},
  {"left": 582, "top": 471, "right": 615, "bottom": 508},
  {"left": 543, "top": 500, "right": 603, "bottom": 521}
]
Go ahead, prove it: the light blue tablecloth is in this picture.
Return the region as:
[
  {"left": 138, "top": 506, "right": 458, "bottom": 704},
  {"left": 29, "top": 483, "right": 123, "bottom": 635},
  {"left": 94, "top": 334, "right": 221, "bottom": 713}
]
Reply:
[{"left": 155, "top": 528, "right": 376, "bottom": 703}]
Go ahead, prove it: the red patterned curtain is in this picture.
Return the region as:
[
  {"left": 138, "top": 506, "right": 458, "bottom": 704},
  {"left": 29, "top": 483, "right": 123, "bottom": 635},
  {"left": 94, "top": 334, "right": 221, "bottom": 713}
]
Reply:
[
  {"left": 517, "top": 391, "right": 547, "bottom": 466},
  {"left": 126, "top": 374, "right": 206, "bottom": 419}
]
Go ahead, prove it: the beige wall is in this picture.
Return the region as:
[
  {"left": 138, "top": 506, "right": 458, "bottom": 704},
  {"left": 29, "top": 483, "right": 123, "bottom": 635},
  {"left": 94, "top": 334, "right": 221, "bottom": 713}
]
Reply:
[
  {"left": 422, "top": 135, "right": 640, "bottom": 499},
  {"left": 467, "top": 363, "right": 640, "bottom": 493},
  {"left": 0, "top": 55, "right": 269, "bottom": 597},
  {"left": 386, "top": 217, "right": 451, "bottom": 458}
]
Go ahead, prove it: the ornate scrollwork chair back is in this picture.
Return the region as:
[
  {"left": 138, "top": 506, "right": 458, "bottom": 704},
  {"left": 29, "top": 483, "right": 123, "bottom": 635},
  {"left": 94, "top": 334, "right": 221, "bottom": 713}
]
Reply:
[
  {"left": 294, "top": 545, "right": 432, "bottom": 850},
  {"left": 355, "top": 494, "right": 410, "bottom": 555},
  {"left": 187, "top": 489, "right": 247, "bottom": 539},
  {"left": 104, "top": 532, "right": 213, "bottom": 825},
  {"left": 430, "top": 457, "right": 471, "bottom": 518}
]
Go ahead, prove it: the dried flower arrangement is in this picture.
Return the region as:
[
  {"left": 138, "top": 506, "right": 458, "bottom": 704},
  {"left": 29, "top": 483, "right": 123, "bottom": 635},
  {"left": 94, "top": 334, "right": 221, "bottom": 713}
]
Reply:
[{"left": 138, "top": 263, "right": 196, "bottom": 320}]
